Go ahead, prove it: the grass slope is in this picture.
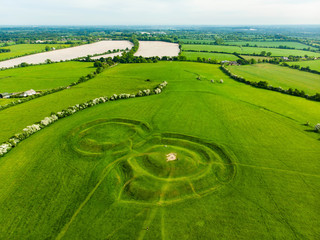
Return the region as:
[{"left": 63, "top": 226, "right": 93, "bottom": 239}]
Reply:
[
  {"left": 181, "top": 51, "right": 239, "bottom": 61},
  {"left": 182, "top": 44, "right": 320, "bottom": 57},
  {"left": 0, "top": 44, "right": 70, "bottom": 61},
  {"left": 0, "top": 62, "right": 319, "bottom": 239},
  {"left": 228, "top": 63, "right": 320, "bottom": 95},
  {"left": 0, "top": 61, "right": 94, "bottom": 92}
]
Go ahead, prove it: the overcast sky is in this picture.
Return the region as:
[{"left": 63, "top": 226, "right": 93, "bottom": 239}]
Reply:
[{"left": 1, "top": 0, "right": 319, "bottom": 25}]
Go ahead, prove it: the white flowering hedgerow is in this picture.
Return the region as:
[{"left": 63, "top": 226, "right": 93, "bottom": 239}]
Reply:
[{"left": 0, "top": 81, "right": 168, "bottom": 158}]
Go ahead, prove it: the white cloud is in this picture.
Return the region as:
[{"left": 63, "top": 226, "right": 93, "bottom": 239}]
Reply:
[{"left": 0, "top": 0, "right": 319, "bottom": 25}]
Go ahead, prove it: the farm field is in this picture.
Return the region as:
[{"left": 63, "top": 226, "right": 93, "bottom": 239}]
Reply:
[
  {"left": 0, "top": 61, "right": 94, "bottom": 92},
  {"left": 224, "top": 41, "right": 317, "bottom": 50},
  {"left": 0, "top": 62, "right": 319, "bottom": 239},
  {"left": 228, "top": 63, "right": 320, "bottom": 95},
  {"left": 0, "top": 44, "right": 71, "bottom": 61},
  {"left": 134, "top": 41, "right": 180, "bottom": 58},
  {"left": 181, "top": 51, "right": 239, "bottom": 61},
  {"left": 0, "top": 41, "right": 133, "bottom": 69},
  {"left": 182, "top": 44, "right": 320, "bottom": 57},
  {"left": 91, "top": 52, "right": 123, "bottom": 60},
  {"left": 289, "top": 60, "right": 320, "bottom": 72}
]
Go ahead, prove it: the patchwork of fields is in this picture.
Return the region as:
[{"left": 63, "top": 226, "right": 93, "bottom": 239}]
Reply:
[
  {"left": 182, "top": 44, "right": 320, "bottom": 57},
  {"left": 181, "top": 51, "right": 239, "bottom": 61},
  {"left": 0, "top": 44, "right": 71, "bottom": 61},
  {"left": 0, "top": 41, "right": 133, "bottom": 69},
  {"left": 0, "top": 62, "right": 319, "bottom": 239}
]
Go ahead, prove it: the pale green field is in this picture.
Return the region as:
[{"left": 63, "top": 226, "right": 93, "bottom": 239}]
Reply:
[{"left": 0, "top": 62, "right": 319, "bottom": 239}]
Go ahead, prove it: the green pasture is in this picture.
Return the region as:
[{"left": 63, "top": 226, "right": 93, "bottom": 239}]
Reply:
[
  {"left": 182, "top": 44, "right": 320, "bottom": 57},
  {"left": 0, "top": 62, "right": 319, "bottom": 239},
  {"left": 0, "top": 44, "right": 71, "bottom": 61},
  {"left": 289, "top": 59, "right": 320, "bottom": 72},
  {"left": 240, "top": 55, "right": 271, "bottom": 61},
  {"left": 0, "top": 98, "right": 15, "bottom": 106},
  {"left": 228, "top": 63, "right": 320, "bottom": 95},
  {"left": 0, "top": 61, "right": 94, "bottom": 92},
  {"left": 181, "top": 51, "right": 239, "bottom": 61},
  {"left": 224, "top": 41, "right": 317, "bottom": 50}
]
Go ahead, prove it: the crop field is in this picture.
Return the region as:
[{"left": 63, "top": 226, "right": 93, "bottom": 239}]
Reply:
[
  {"left": 0, "top": 41, "right": 133, "bottom": 69},
  {"left": 0, "top": 62, "right": 319, "bottom": 239},
  {"left": 181, "top": 51, "right": 239, "bottom": 61},
  {"left": 0, "top": 62, "right": 94, "bottom": 92},
  {"left": 224, "top": 41, "right": 317, "bottom": 50},
  {"left": 0, "top": 44, "right": 71, "bottom": 61},
  {"left": 134, "top": 41, "right": 180, "bottom": 58},
  {"left": 182, "top": 44, "right": 320, "bottom": 57},
  {"left": 289, "top": 60, "right": 320, "bottom": 72},
  {"left": 228, "top": 63, "right": 320, "bottom": 95},
  {"left": 91, "top": 52, "right": 123, "bottom": 60}
]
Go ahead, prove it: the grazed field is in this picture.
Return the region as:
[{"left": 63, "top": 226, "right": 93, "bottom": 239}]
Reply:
[
  {"left": 181, "top": 51, "right": 239, "bottom": 61},
  {"left": 0, "top": 41, "right": 133, "bottom": 69},
  {"left": 134, "top": 41, "right": 180, "bottom": 57},
  {"left": 0, "top": 61, "right": 94, "bottom": 92},
  {"left": 228, "top": 63, "right": 320, "bottom": 95},
  {"left": 0, "top": 62, "right": 319, "bottom": 239},
  {"left": 0, "top": 44, "right": 71, "bottom": 61},
  {"left": 182, "top": 44, "right": 320, "bottom": 57}
]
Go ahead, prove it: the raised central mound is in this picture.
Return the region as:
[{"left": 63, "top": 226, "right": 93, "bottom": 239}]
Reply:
[{"left": 67, "top": 118, "right": 237, "bottom": 205}]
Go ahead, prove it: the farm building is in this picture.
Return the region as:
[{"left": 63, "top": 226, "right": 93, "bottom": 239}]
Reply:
[{"left": 20, "top": 89, "right": 37, "bottom": 97}]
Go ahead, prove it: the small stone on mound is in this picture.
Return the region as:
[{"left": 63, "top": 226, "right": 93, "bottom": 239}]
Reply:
[{"left": 166, "top": 153, "right": 177, "bottom": 162}]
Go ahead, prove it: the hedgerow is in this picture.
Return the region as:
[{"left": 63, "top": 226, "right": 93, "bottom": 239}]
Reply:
[{"left": 0, "top": 81, "right": 168, "bottom": 158}]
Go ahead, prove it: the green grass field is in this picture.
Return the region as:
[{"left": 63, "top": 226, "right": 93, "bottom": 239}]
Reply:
[
  {"left": 0, "top": 61, "right": 94, "bottom": 92},
  {"left": 0, "top": 44, "right": 71, "bottom": 61},
  {"left": 241, "top": 55, "right": 272, "bottom": 61},
  {"left": 289, "top": 60, "right": 320, "bottom": 72},
  {"left": 0, "top": 62, "right": 319, "bottom": 239},
  {"left": 228, "top": 63, "right": 320, "bottom": 95},
  {"left": 182, "top": 44, "right": 320, "bottom": 57},
  {"left": 224, "top": 41, "right": 317, "bottom": 50},
  {"left": 181, "top": 51, "right": 239, "bottom": 61},
  {"left": 0, "top": 98, "right": 15, "bottom": 106}
]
